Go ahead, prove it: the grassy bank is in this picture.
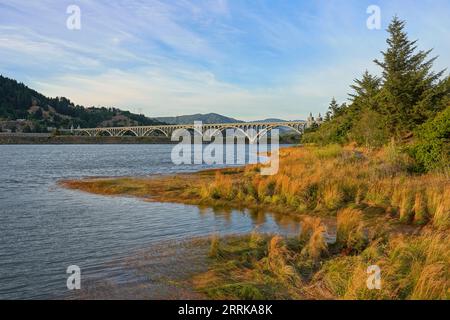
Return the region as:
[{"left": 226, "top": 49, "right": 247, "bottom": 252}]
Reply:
[
  {"left": 62, "top": 144, "right": 449, "bottom": 299},
  {"left": 63, "top": 144, "right": 449, "bottom": 228},
  {"left": 195, "top": 226, "right": 448, "bottom": 299}
]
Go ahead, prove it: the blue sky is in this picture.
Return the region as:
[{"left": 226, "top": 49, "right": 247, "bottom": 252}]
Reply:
[{"left": 0, "top": 0, "right": 449, "bottom": 120}]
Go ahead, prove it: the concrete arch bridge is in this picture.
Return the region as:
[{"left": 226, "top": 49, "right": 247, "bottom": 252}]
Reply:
[{"left": 69, "top": 121, "right": 308, "bottom": 141}]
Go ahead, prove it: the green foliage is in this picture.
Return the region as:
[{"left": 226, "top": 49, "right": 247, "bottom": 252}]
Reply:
[
  {"left": 328, "top": 97, "right": 341, "bottom": 117},
  {"left": 301, "top": 110, "right": 352, "bottom": 145},
  {"left": 409, "top": 106, "right": 450, "bottom": 172},
  {"left": 348, "top": 109, "right": 389, "bottom": 147}
]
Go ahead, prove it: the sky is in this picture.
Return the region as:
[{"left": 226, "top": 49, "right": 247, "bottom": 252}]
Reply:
[{"left": 0, "top": 0, "right": 449, "bottom": 120}]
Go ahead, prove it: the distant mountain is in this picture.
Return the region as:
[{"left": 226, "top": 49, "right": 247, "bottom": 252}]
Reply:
[
  {"left": 155, "top": 113, "right": 241, "bottom": 124},
  {"left": 249, "top": 118, "right": 306, "bottom": 123},
  {"left": 0, "top": 75, "right": 164, "bottom": 132},
  {"left": 249, "top": 118, "right": 288, "bottom": 123}
]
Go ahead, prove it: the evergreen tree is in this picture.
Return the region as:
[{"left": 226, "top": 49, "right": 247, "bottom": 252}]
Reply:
[
  {"left": 339, "top": 103, "right": 348, "bottom": 115},
  {"left": 328, "top": 97, "right": 340, "bottom": 118},
  {"left": 374, "top": 16, "right": 446, "bottom": 133},
  {"left": 349, "top": 70, "right": 381, "bottom": 112}
]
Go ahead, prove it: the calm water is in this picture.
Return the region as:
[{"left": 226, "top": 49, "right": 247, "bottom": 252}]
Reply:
[{"left": 0, "top": 144, "right": 299, "bottom": 299}]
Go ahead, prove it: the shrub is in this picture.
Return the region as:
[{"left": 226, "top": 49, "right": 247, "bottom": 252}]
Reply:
[
  {"left": 349, "top": 109, "right": 389, "bottom": 148},
  {"left": 410, "top": 106, "right": 450, "bottom": 172}
]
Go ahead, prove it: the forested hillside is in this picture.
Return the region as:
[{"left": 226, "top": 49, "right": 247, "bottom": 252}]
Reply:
[
  {"left": 0, "top": 75, "right": 163, "bottom": 132},
  {"left": 302, "top": 17, "right": 450, "bottom": 173}
]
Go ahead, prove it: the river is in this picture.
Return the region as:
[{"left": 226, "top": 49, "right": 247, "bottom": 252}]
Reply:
[{"left": 0, "top": 144, "right": 300, "bottom": 299}]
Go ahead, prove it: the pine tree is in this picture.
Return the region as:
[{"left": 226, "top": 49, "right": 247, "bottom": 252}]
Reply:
[
  {"left": 328, "top": 97, "right": 340, "bottom": 118},
  {"left": 374, "top": 16, "right": 445, "bottom": 133},
  {"left": 349, "top": 70, "right": 381, "bottom": 112}
]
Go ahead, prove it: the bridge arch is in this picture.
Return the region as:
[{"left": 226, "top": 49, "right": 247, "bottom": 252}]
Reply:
[
  {"left": 143, "top": 128, "right": 169, "bottom": 137},
  {"left": 206, "top": 126, "right": 253, "bottom": 142},
  {"left": 77, "top": 130, "right": 93, "bottom": 136},
  {"left": 94, "top": 129, "right": 113, "bottom": 137},
  {"left": 118, "top": 129, "right": 139, "bottom": 137},
  {"left": 256, "top": 124, "right": 304, "bottom": 140}
]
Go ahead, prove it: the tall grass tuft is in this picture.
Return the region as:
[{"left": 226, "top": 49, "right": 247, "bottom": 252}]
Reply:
[
  {"left": 267, "top": 236, "right": 296, "bottom": 281},
  {"left": 399, "top": 190, "right": 414, "bottom": 223},
  {"left": 430, "top": 187, "right": 449, "bottom": 230},
  {"left": 336, "top": 208, "right": 366, "bottom": 252},
  {"left": 299, "top": 217, "right": 328, "bottom": 262},
  {"left": 413, "top": 192, "right": 428, "bottom": 225}
]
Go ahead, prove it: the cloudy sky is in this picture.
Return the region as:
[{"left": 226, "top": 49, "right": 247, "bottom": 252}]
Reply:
[{"left": 0, "top": 0, "right": 449, "bottom": 120}]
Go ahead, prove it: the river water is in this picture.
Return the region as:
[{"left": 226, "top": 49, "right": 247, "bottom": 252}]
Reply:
[{"left": 0, "top": 144, "right": 300, "bottom": 299}]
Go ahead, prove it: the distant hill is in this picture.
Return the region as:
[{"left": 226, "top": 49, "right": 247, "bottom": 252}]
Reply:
[
  {"left": 0, "top": 75, "right": 164, "bottom": 132},
  {"left": 249, "top": 118, "right": 306, "bottom": 123},
  {"left": 249, "top": 118, "right": 287, "bottom": 123},
  {"left": 155, "top": 113, "right": 242, "bottom": 124}
]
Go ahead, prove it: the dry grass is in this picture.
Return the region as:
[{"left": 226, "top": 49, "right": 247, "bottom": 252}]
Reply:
[
  {"left": 336, "top": 208, "right": 366, "bottom": 253},
  {"left": 299, "top": 217, "right": 328, "bottom": 262},
  {"left": 61, "top": 144, "right": 449, "bottom": 230},
  {"left": 193, "top": 229, "right": 449, "bottom": 300},
  {"left": 267, "top": 236, "right": 297, "bottom": 281}
]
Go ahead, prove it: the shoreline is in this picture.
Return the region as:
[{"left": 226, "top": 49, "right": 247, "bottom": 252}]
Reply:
[
  {"left": 0, "top": 135, "right": 176, "bottom": 145},
  {"left": 0, "top": 134, "right": 300, "bottom": 145}
]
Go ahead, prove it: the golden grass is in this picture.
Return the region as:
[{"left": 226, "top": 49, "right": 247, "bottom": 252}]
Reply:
[
  {"left": 336, "top": 208, "right": 366, "bottom": 252},
  {"left": 61, "top": 144, "right": 449, "bottom": 230},
  {"left": 299, "top": 217, "right": 328, "bottom": 262},
  {"left": 193, "top": 228, "right": 449, "bottom": 300}
]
